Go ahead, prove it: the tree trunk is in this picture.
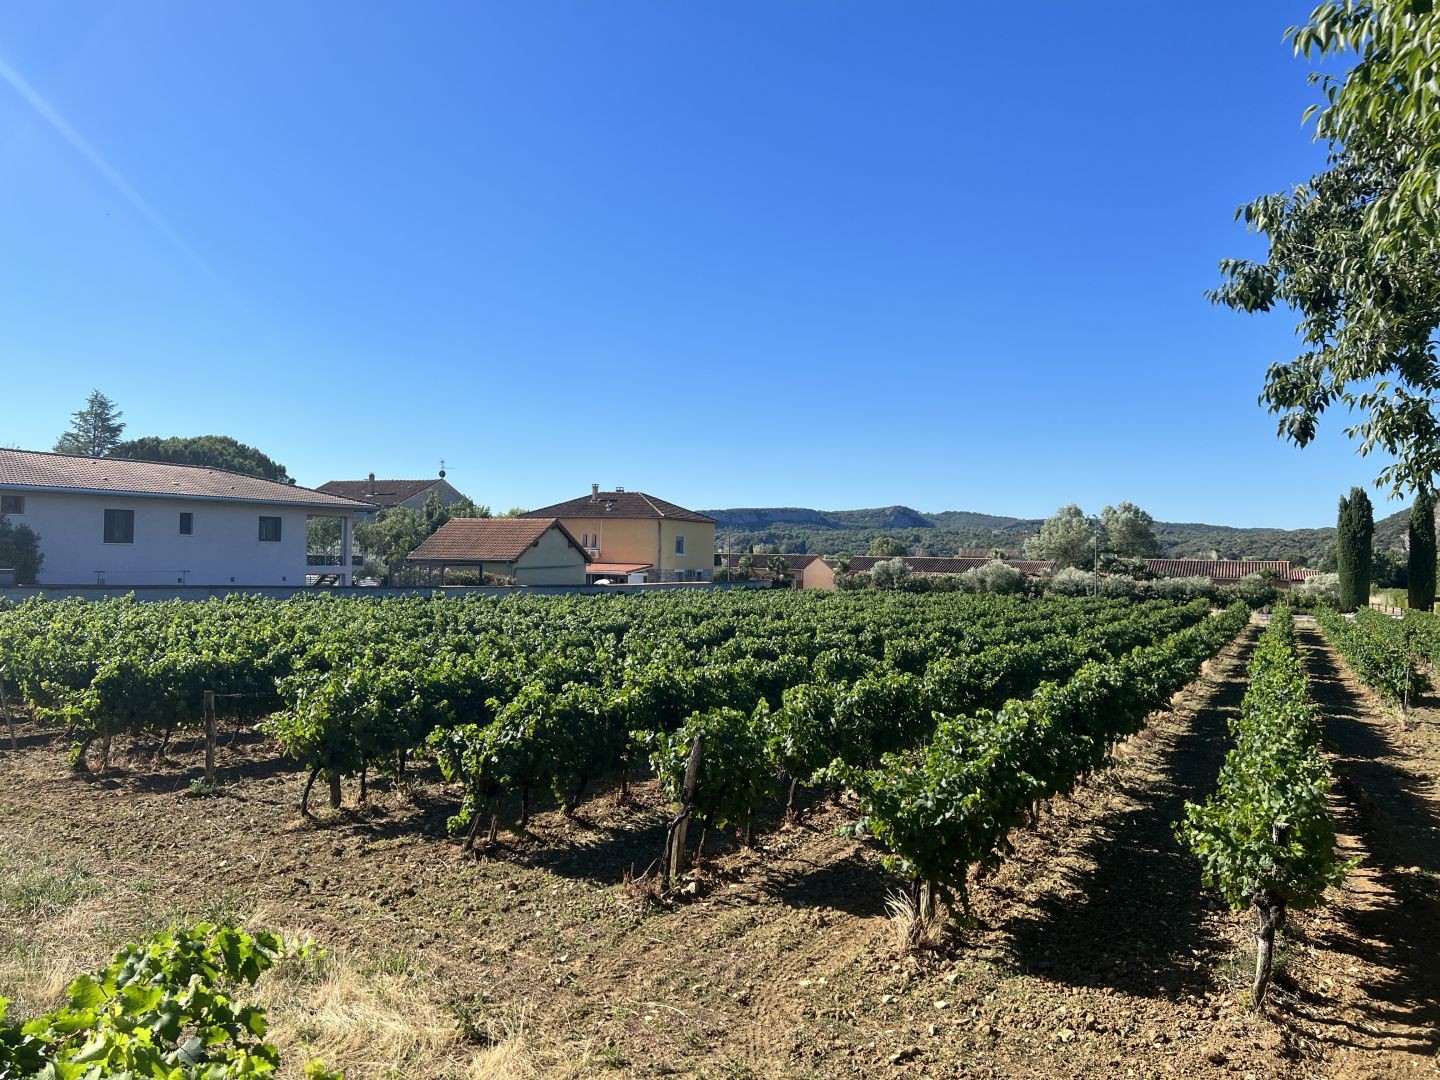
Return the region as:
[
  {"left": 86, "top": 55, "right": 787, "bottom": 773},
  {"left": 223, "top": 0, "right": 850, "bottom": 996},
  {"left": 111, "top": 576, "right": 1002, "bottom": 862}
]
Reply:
[
  {"left": 100, "top": 733, "right": 111, "bottom": 772},
  {"left": 662, "top": 734, "right": 704, "bottom": 888},
  {"left": 464, "top": 808, "right": 483, "bottom": 851},
  {"left": 520, "top": 786, "right": 530, "bottom": 829},
  {"left": 487, "top": 813, "right": 500, "bottom": 846},
  {"left": 565, "top": 773, "right": 588, "bottom": 815},
  {"left": 72, "top": 734, "right": 94, "bottom": 773},
  {"left": 0, "top": 671, "right": 16, "bottom": 751},
  {"left": 785, "top": 776, "right": 798, "bottom": 815},
  {"left": 301, "top": 765, "right": 321, "bottom": 818},
  {"left": 328, "top": 772, "right": 342, "bottom": 809},
  {"left": 359, "top": 764, "right": 368, "bottom": 804}
]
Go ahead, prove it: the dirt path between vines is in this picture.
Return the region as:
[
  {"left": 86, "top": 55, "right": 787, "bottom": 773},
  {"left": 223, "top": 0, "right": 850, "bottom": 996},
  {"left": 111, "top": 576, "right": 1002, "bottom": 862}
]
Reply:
[
  {"left": 0, "top": 620, "right": 1437, "bottom": 1077},
  {"left": 1283, "top": 625, "right": 1440, "bottom": 1076}
]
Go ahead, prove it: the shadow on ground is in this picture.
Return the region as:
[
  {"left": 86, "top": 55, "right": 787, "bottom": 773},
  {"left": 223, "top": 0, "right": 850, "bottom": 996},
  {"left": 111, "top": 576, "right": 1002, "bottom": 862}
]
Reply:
[
  {"left": 1001, "top": 628, "right": 1258, "bottom": 998},
  {"left": 1284, "top": 630, "right": 1440, "bottom": 1059}
]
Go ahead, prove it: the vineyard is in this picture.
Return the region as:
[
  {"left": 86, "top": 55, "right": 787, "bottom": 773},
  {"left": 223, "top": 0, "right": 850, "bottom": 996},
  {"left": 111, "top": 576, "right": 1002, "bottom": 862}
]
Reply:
[{"left": 0, "top": 590, "right": 1436, "bottom": 1077}]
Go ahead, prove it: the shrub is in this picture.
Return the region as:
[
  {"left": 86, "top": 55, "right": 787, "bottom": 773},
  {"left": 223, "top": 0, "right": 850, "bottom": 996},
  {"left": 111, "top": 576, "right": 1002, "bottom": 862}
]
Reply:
[
  {"left": 1096, "top": 573, "right": 1140, "bottom": 598},
  {"left": 0, "top": 516, "right": 41, "bottom": 584},
  {"left": 870, "top": 558, "right": 909, "bottom": 589},
  {"left": 1149, "top": 575, "right": 1218, "bottom": 602},
  {"left": 1294, "top": 572, "right": 1340, "bottom": 608},
  {"left": 958, "top": 560, "right": 1025, "bottom": 595},
  {"left": 1048, "top": 566, "right": 1094, "bottom": 596}
]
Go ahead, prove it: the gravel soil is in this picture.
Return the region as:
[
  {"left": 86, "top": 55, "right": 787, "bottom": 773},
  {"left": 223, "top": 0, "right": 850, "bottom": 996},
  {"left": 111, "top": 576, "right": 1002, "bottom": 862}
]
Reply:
[{"left": 1, "top": 621, "right": 1437, "bottom": 1078}]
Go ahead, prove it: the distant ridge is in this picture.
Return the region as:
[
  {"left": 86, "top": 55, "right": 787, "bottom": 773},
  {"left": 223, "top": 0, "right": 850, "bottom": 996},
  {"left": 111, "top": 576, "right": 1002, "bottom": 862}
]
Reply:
[{"left": 703, "top": 504, "right": 1415, "bottom": 564}]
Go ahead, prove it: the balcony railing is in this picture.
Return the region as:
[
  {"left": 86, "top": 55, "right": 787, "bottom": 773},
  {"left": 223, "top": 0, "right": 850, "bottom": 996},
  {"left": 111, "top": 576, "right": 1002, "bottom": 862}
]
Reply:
[{"left": 306, "top": 555, "right": 365, "bottom": 567}]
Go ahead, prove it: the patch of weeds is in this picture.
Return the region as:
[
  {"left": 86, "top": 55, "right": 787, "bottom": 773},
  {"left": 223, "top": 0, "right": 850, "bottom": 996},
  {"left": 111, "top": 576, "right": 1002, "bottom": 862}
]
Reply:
[
  {"left": 598, "top": 1040, "right": 628, "bottom": 1070},
  {"left": 0, "top": 854, "right": 96, "bottom": 919},
  {"left": 185, "top": 778, "right": 222, "bottom": 798}
]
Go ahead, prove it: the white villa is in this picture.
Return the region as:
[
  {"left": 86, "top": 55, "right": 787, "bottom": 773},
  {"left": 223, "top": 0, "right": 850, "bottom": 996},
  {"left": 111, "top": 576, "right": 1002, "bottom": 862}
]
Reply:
[{"left": 0, "top": 448, "right": 369, "bottom": 587}]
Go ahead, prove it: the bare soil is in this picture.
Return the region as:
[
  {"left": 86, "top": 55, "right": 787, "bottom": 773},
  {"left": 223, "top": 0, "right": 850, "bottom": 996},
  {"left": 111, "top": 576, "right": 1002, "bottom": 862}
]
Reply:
[{"left": 1, "top": 622, "right": 1437, "bottom": 1078}]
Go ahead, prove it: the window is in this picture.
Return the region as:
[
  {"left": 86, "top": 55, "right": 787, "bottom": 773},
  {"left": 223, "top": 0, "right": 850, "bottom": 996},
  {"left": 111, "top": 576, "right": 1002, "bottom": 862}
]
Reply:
[
  {"left": 0, "top": 495, "right": 23, "bottom": 514},
  {"left": 179, "top": 512, "right": 193, "bottom": 535},
  {"left": 103, "top": 508, "right": 134, "bottom": 544},
  {"left": 674, "top": 534, "right": 686, "bottom": 556},
  {"left": 258, "top": 516, "right": 282, "bottom": 542}
]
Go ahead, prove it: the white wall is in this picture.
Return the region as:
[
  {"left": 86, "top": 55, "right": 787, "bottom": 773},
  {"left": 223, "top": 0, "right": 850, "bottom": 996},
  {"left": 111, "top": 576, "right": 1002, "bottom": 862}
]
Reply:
[{"left": 10, "top": 491, "right": 339, "bottom": 586}]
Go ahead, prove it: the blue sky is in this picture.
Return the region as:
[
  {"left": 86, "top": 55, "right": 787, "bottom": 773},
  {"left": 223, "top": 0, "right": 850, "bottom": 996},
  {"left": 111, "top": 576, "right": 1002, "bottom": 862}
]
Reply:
[{"left": 0, "top": 2, "right": 1399, "bottom": 528}]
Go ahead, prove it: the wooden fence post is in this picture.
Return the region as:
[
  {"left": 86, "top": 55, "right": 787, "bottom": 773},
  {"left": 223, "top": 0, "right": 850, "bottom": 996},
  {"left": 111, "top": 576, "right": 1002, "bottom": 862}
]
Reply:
[{"left": 203, "top": 690, "right": 216, "bottom": 784}]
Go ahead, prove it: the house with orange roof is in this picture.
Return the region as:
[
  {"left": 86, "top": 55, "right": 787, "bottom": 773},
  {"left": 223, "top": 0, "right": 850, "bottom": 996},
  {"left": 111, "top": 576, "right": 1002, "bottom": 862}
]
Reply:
[{"left": 522, "top": 486, "right": 716, "bottom": 583}]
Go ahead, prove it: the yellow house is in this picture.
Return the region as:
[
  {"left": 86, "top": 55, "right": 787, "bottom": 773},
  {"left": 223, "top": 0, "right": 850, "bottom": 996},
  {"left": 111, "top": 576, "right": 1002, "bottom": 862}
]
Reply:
[{"left": 523, "top": 487, "right": 717, "bottom": 583}]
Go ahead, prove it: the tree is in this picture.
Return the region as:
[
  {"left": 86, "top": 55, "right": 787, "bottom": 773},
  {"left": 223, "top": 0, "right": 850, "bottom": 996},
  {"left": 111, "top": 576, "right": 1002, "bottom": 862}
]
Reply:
[
  {"left": 1409, "top": 490, "right": 1436, "bottom": 613},
  {"left": 54, "top": 390, "right": 125, "bottom": 457},
  {"left": 768, "top": 554, "right": 790, "bottom": 584},
  {"left": 1211, "top": 4, "right": 1440, "bottom": 495},
  {"left": 110, "top": 435, "right": 293, "bottom": 483},
  {"left": 0, "top": 514, "right": 42, "bottom": 583},
  {"left": 354, "top": 507, "right": 430, "bottom": 583},
  {"left": 868, "top": 537, "right": 908, "bottom": 558},
  {"left": 1024, "top": 504, "right": 1099, "bottom": 569},
  {"left": 1100, "top": 501, "right": 1159, "bottom": 557},
  {"left": 1336, "top": 487, "right": 1374, "bottom": 612}
]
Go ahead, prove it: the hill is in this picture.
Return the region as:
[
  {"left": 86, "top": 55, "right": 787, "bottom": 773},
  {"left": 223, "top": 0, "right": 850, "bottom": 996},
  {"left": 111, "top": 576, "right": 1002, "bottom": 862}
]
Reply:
[{"left": 703, "top": 503, "right": 1420, "bottom": 564}]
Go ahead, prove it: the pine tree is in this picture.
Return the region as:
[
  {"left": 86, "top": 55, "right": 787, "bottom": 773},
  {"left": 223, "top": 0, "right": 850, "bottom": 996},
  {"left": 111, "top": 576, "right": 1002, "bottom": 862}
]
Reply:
[
  {"left": 1408, "top": 490, "right": 1437, "bottom": 612},
  {"left": 53, "top": 390, "right": 125, "bottom": 457},
  {"left": 1336, "top": 487, "right": 1374, "bottom": 612}
]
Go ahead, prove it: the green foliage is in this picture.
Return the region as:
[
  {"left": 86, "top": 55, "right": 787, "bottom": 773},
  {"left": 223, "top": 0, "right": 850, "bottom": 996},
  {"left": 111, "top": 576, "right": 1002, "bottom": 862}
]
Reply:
[
  {"left": 651, "top": 706, "right": 773, "bottom": 834},
  {"left": 957, "top": 560, "right": 1024, "bottom": 595},
  {"left": 354, "top": 508, "right": 430, "bottom": 581},
  {"left": 0, "top": 923, "right": 341, "bottom": 1079},
  {"left": 1317, "top": 607, "right": 1424, "bottom": 704},
  {"left": 1409, "top": 490, "right": 1436, "bottom": 612},
  {"left": 1024, "top": 504, "right": 1097, "bottom": 569},
  {"left": 1177, "top": 609, "right": 1348, "bottom": 914},
  {"left": 1210, "top": 2, "right": 1440, "bottom": 494},
  {"left": 110, "top": 436, "right": 293, "bottom": 484},
  {"left": 1100, "top": 501, "right": 1159, "bottom": 557},
  {"left": 0, "top": 514, "right": 43, "bottom": 583},
  {"left": 1336, "top": 488, "right": 1374, "bottom": 612},
  {"left": 1047, "top": 566, "right": 1094, "bottom": 596},
  {"left": 53, "top": 390, "right": 125, "bottom": 458},
  {"left": 867, "top": 537, "right": 908, "bottom": 558},
  {"left": 869, "top": 558, "right": 909, "bottom": 589},
  {"left": 846, "top": 603, "right": 1250, "bottom": 913}
]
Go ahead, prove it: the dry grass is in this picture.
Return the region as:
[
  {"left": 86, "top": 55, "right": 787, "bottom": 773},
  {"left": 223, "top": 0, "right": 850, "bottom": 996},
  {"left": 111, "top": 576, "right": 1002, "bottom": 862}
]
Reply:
[
  {"left": 884, "top": 885, "right": 945, "bottom": 952},
  {"left": 246, "top": 908, "right": 541, "bottom": 1080}
]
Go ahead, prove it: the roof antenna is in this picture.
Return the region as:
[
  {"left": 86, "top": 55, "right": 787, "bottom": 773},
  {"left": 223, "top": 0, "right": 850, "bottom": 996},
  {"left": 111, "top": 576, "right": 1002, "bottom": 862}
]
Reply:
[{"left": 438, "top": 458, "right": 447, "bottom": 479}]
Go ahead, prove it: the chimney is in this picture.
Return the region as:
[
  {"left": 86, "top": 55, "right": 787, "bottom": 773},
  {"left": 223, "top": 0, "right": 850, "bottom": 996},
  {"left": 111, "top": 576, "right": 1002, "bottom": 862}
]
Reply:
[
  {"left": 591, "top": 483, "right": 599, "bottom": 502},
  {"left": 367, "top": 472, "right": 375, "bottom": 495},
  {"left": 616, "top": 485, "right": 625, "bottom": 493}
]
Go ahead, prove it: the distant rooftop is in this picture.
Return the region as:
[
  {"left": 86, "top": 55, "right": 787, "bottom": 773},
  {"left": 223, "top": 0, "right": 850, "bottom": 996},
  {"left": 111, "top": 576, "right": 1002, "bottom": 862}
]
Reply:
[
  {"left": 524, "top": 488, "right": 715, "bottom": 524},
  {"left": 0, "top": 448, "right": 368, "bottom": 510}
]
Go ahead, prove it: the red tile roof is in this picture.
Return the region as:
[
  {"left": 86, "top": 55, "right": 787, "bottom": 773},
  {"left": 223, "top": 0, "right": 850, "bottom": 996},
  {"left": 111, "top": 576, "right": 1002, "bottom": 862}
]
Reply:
[
  {"left": 1145, "top": 559, "right": 1292, "bottom": 582},
  {"left": 407, "top": 518, "right": 589, "bottom": 563},
  {"left": 840, "top": 556, "right": 1056, "bottom": 576},
  {"left": 317, "top": 478, "right": 441, "bottom": 507},
  {"left": 0, "top": 448, "right": 368, "bottom": 510},
  {"left": 523, "top": 490, "right": 715, "bottom": 524}
]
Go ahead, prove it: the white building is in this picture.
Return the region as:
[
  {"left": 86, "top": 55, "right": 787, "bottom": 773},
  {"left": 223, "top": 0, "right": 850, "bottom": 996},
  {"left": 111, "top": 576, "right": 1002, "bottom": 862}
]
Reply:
[{"left": 0, "top": 448, "right": 369, "bottom": 587}]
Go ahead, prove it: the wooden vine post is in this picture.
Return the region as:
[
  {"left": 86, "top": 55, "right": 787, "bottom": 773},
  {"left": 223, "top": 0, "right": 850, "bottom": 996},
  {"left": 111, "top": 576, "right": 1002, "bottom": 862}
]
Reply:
[
  {"left": 0, "top": 666, "right": 16, "bottom": 751},
  {"left": 203, "top": 690, "right": 216, "bottom": 784},
  {"left": 661, "top": 734, "right": 703, "bottom": 889},
  {"left": 1252, "top": 820, "right": 1290, "bottom": 1009}
]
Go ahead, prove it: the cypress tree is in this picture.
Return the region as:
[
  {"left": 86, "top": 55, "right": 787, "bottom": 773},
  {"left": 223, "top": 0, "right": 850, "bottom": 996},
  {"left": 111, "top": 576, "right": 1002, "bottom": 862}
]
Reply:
[
  {"left": 1354, "top": 487, "right": 1374, "bottom": 609},
  {"left": 1336, "top": 487, "right": 1374, "bottom": 612},
  {"left": 1409, "top": 490, "right": 1437, "bottom": 612},
  {"left": 1336, "top": 492, "right": 1356, "bottom": 611}
]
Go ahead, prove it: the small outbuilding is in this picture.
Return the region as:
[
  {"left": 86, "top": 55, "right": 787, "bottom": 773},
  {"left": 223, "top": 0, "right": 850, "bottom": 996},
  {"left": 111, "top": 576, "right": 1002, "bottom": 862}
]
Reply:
[{"left": 405, "top": 518, "right": 590, "bottom": 586}]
